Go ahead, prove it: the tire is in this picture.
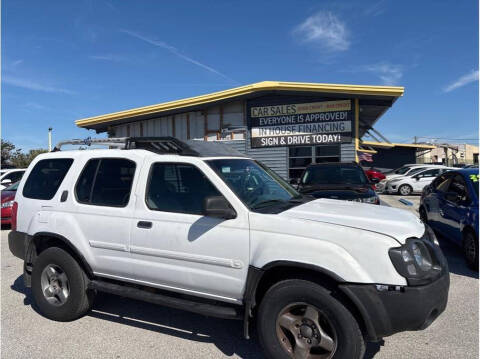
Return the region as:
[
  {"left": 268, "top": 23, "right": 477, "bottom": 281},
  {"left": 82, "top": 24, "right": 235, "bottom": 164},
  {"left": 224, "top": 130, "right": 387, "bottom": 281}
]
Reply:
[
  {"left": 398, "top": 184, "right": 412, "bottom": 196},
  {"left": 257, "top": 279, "right": 365, "bottom": 359},
  {"left": 31, "top": 247, "right": 95, "bottom": 321},
  {"left": 463, "top": 230, "right": 479, "bottom": 271}
]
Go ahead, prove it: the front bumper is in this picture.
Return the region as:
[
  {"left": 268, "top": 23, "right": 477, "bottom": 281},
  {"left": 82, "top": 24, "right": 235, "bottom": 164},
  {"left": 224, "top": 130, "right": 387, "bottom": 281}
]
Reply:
[{"left": 340, "top": 270, "right": 449, "bottom": 341}]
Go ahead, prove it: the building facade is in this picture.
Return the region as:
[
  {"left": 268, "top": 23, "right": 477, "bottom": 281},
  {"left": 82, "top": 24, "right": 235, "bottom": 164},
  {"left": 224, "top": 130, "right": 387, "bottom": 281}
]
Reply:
[{"left": 76, "top": 81, "right": 406, "bottom": 180}]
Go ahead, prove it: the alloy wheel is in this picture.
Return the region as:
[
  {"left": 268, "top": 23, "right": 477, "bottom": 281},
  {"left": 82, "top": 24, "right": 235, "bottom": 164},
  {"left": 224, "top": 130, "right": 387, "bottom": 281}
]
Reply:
[
  {"left": 276, "top": 302, "right": 337, "bottom": 359},
  {"left": 40, "top": 264, "right": 70, "bottom": 306}
]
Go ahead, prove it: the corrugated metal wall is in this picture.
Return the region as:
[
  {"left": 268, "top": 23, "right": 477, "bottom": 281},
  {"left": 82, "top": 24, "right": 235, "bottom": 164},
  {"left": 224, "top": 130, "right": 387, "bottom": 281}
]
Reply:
[
  {"left": 341, "top": 143, "right": 356, "bottom": 162},
  {"left": 245, "top": 131, "right": 288, "bottom": 179}
]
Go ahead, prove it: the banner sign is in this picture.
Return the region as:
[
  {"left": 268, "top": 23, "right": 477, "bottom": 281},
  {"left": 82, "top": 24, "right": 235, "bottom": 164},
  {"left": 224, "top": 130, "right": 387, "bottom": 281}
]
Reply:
[{"left": 248, "top": 100, "right": 353, "bottom": 148}]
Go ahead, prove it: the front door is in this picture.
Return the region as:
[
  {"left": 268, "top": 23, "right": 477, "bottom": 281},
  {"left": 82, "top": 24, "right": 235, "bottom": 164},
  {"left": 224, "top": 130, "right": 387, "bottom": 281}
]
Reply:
[
  {"left": 440, "top": 174, "right": 470, "bottom": 243},
  {"left": 130, "top": 158, "right": 249, "bottom": 303},
  {"left": 412, "top": 168, "right": 444, "bottom": 192}
]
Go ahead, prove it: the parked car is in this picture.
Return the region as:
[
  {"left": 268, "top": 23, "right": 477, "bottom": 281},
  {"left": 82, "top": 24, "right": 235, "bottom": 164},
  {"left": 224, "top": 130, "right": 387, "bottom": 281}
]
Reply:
[
  {"left": 9, "top": 137, "right": 449, "bottom": 359},
  {"left": 295, "top": 162, "right": 380, "bottom": 204},
  {"left": 1, "top": 181, "right": 19, "bottom": 226},
  {"left": 385, "top": 167, "right": 455, "bottom": 196},
  {"left": 377, "top": 165, "right": 450, "bottom": 192},
  {"left": 0, "top": 168, "right": 26, "bottom": 190},
  {"left": 364, "top": 167, "right": 386, "bottom": 182},
  {"left": 420, "top": 168, "right": 479, "bottom": 269}
]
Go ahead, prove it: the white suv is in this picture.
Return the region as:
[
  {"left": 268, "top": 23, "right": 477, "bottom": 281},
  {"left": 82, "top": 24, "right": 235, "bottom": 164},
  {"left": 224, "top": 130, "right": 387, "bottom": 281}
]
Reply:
[{"left": 8, "top": 137, "right": 449, "bottom": 359}]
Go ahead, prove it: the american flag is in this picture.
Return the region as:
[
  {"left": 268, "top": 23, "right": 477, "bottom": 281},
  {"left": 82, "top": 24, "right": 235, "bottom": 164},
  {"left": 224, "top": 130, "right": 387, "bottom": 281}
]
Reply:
[{"left": 358, "top": 152, "right": 373, "bottom": 162}]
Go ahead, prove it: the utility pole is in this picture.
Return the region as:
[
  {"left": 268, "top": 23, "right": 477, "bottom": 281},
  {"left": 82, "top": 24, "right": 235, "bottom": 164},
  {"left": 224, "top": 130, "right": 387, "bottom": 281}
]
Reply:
[
  {"left": 414, "top": 136, "right": 417, "bottom": 144},
  {"left": 48, "top": 127, "right": 53, "bottom": 151}
]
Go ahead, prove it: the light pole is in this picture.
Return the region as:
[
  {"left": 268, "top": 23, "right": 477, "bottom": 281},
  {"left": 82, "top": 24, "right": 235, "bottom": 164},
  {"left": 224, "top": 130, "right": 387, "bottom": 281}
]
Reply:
[{"left": 48, "top": 127, "right": 53, "bottom": 151}]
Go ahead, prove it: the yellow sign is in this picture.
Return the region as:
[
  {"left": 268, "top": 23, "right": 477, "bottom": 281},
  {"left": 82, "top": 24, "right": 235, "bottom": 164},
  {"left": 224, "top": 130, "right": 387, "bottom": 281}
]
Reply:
[{"left": 250, "top": 100, "right": 351, "bottom": 118}]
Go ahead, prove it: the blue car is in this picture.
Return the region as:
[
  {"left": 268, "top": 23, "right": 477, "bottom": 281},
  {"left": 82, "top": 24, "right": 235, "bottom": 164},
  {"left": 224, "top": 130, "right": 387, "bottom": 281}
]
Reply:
[{"left": 420, "top": 168, "right": 479, "bottom": 269}]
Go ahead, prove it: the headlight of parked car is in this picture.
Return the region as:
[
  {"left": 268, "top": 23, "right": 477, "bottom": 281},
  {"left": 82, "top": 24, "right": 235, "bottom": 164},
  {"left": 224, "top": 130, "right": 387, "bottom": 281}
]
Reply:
[
  {"left": 389, "top": 237, "right": 444, "bottom": 286},
  {"left": 362, "top": 196, "right": 379, "bottom": 204},
  {"left": 1, "top": 200, "right": 14, "bottom": 208}
]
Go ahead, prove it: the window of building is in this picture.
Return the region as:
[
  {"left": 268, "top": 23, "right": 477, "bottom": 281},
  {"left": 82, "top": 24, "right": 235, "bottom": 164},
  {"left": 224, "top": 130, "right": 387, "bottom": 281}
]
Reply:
[
  {"left": 75, "top": 158, "right": 136, "bottom": 207},
  {"left": 288, "top": 144, "right": 340, "bottom": 180},
  {"left": 146, "top": 163, "right": 221, "bottom": 215},
  {"left": 23, "top": 159, "right": 74, "bottom": 200}
]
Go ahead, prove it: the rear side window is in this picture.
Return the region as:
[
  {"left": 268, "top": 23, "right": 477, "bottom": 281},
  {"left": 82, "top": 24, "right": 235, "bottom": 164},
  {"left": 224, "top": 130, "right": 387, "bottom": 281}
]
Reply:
[
  {"left": 23, "top": 159, "right": 74, "bottom": 200},
  {"left": 75, "top": 158, "right": 136, "bottom": 207}
]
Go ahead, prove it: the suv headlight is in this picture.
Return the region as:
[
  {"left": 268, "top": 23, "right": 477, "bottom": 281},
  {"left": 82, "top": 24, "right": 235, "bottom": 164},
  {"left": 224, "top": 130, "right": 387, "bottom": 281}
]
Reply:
[
  {"left": 1, "top": 200, "right": 13, "bottom": 208},
  {"left": 389, "top": 237, "right": 445, "bottom": 286}
]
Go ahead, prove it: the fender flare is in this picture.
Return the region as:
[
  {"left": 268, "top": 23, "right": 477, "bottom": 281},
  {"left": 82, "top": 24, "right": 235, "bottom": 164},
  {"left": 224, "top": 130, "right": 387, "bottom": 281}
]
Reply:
[
  {"left": 242, "top": 260, "right": 377, "bottom": 341},
  {"left": 30, "top": 231, "right": 94, "bottom": 277}
]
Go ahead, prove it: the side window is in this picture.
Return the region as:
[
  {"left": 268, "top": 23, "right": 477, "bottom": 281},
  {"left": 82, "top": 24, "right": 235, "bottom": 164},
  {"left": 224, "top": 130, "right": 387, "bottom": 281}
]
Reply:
[
  {"left": 419, "top": 169, "right": 441, "bottom": 178},
  {"left": 146, "top": 163, "right": 221, "bottom": 215},
  {"left": 434, "top": 174, "right": 452, "bottom": 192},
  {"left": 23, "top": 159, "right": 74, "bottom": 200},
  {"left": 4, "top": 171, "right": 25, "bottom": 183},
  {"left": 448, "top": 175, "right": 468, "bottom": 201},
  {"left": 75, "top": 158, "right": 136, "bottom": 207}
]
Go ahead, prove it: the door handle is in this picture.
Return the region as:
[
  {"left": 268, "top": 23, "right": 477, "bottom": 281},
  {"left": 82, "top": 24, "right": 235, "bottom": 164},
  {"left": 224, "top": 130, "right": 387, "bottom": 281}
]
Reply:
[{"left": 137, "top": 221, "right": 152, "bottom": 229}]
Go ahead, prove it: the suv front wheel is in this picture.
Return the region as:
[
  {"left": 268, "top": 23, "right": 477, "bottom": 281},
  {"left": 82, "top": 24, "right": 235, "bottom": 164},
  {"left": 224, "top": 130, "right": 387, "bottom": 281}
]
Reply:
[
  {"left": 31, "top": 247, "right": 95, "bottom": 321},
  {"left": 257, "top": 279, "right": 365, "bottom": 359}
]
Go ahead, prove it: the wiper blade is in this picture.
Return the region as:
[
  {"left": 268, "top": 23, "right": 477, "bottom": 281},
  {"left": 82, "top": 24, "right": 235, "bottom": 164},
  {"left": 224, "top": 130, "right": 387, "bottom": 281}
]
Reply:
[{"left": 251, "top": 199, "right": 287, "bottom": 209}]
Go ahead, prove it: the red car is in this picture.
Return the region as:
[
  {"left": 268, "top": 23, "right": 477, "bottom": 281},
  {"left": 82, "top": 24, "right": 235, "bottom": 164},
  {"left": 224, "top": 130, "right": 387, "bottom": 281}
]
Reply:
[
  {"left": 1, "top": 181, "right": 18, "bottom": 226},
  {"left": 364, "top": 167, "right": 386, "bottom": 181}
]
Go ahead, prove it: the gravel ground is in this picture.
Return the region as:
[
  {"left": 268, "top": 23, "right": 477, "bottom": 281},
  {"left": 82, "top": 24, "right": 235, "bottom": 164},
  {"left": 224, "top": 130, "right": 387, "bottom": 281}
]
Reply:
[{"left": 1, "top": 222, "right": 478, "bottom": 358}]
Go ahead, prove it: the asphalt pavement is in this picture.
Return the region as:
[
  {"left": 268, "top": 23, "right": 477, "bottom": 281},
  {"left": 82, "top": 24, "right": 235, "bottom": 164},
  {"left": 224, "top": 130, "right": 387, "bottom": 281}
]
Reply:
[{"left": 1, "top": 220, "right": 478, "bottom": 358}]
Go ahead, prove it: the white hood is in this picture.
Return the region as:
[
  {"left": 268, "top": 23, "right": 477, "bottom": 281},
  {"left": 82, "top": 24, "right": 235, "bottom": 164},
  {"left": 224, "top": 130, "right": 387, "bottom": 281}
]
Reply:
[{"left": 280, "top": 199, "right": 425, "bottom": 244}]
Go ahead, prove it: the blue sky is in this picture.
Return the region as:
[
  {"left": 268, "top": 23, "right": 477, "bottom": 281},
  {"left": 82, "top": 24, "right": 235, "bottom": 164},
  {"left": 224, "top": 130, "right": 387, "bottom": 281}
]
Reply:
[{"left": 2, "top": 0, "right": 478, "bottom": 150}]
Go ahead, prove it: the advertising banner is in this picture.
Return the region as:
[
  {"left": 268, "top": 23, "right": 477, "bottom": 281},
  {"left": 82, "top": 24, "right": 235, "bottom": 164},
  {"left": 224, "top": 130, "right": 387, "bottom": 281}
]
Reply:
[{"left": 248, "top": 99, "right": 353, "bottom": 148}]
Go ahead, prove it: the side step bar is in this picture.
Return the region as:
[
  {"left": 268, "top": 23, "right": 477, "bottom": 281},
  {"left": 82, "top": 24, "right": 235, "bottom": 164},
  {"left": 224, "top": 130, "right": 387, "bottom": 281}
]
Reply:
[{"left": 88, "top": 280, "right": 242, "bottom": 320}]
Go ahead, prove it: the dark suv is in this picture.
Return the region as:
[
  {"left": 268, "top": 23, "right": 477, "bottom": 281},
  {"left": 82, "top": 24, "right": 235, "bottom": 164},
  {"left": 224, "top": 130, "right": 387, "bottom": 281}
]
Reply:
[{"left": 294, "top": 162, "right": 380, "bottom": 204}]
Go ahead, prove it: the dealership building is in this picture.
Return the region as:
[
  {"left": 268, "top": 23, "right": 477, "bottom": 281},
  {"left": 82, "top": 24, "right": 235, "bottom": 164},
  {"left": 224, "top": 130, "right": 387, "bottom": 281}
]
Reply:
[{"left": 76, "top": 81, "right": 434, "bottom": 179}]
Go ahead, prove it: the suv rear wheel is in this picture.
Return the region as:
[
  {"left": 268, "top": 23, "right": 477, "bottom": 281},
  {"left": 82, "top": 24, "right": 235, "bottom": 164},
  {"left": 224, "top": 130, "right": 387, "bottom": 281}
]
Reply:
[
  {"left": 257, "top": 279, "right": 365, "bottom": 359},
  {"left": 31, "top": 247, "right": 95, "bottom": 321}
]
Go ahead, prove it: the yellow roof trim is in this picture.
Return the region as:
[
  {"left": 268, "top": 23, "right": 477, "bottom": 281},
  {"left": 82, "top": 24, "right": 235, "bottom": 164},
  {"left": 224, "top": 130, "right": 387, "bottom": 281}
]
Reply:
[
  {"left": 362, "top": 140, "right": 435, "bottom": 149},
  {"left": 75, "top": 81, "right": 405, "bottom": 128},
  {"left": 357, "top": 148, "right": 378, "bottom": 154}
]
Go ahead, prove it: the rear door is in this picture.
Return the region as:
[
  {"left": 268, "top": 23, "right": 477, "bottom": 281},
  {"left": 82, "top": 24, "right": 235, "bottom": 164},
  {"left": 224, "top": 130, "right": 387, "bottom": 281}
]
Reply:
[
  {"left": 71, "top": 155, "right": 143, "bottom": 279},
  {"left": 424, "top": 172, "right": 453, "bottom": 230}
]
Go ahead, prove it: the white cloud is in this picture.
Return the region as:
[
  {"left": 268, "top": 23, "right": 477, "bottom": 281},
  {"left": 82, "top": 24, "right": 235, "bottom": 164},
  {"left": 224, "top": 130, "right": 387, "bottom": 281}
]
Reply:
[
  {"left": 120, "top": 29, "right": 237, "bottom": 83},
  {"left": 89, "top": 54, "right": 129, "bottom": 63},
  {"left": 361, "top": 63, "right": 403, "bottom": 85},
  {"left": 2, "top": 76, "right": 75, "bottom": 95},
  {"left": 293, "top": 12, "right": 349, "bottom": 52},
  {"left": 443, "top": 70, "right": 479, "bottom": 93}
]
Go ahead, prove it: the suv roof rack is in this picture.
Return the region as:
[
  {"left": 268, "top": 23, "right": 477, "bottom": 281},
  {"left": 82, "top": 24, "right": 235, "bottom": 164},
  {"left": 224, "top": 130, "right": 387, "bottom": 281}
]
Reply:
[{"left": 52, "top": 136, "right": 247, "bottom": 158}]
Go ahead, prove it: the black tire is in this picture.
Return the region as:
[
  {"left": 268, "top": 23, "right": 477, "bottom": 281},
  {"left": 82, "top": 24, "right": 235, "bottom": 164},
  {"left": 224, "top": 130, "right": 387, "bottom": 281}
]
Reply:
[
  {"left": 257, "top": 279, "right": 365, "bottom": 359},
  {"left": 463, "top": 230, "right": 479, "bottom": 271},
  {"left": 31, "top": 247, "right": 95, "bottom": 321},
  {"left": 398, "top": 184, "right": 412, "bottom": 196}
]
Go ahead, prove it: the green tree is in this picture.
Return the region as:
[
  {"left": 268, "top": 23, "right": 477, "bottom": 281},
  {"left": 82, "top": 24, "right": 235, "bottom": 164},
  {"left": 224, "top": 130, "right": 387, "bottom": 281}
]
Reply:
[{"left": 1, "top": 140, "right": 48, "bottom": 168}]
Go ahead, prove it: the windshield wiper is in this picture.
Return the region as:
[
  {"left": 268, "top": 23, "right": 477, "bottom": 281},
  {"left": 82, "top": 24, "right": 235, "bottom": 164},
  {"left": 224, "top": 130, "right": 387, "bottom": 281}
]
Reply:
[{"left": 251, "top": 199, "right": 287, "bottom": 209}]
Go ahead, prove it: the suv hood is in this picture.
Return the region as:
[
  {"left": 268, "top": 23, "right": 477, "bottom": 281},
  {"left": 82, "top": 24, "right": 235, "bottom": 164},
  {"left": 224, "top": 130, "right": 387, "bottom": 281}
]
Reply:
[{"left": 280, "top": 198, "right": 424, "bottom": 243}]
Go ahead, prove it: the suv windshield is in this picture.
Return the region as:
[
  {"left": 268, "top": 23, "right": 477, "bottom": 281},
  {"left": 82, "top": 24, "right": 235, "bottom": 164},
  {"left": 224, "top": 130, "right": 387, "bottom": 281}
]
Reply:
[
  {"left": 301, "top": 165, "right": 368, "bottom": 186},
  {"left": 207, "top": 159, "right": 301, "bottom": 212}
]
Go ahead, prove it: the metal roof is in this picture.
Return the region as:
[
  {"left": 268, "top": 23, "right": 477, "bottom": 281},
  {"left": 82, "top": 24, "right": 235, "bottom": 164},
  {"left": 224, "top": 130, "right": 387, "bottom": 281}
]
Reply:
[{"left": 75, "top": 81, "right": 404, "bottom": 132}]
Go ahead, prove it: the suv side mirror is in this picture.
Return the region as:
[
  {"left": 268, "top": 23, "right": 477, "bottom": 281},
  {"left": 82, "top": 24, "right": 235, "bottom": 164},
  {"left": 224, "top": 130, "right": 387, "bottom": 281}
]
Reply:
[
  {"left": 444, "top": 191, "right": 459, "bottom": 202},
  {"left": 204, "top": 196, "right": 236, "bottom": 219},
  {"left": 1, "top": 178, "right": 12, "bottom": 185}
]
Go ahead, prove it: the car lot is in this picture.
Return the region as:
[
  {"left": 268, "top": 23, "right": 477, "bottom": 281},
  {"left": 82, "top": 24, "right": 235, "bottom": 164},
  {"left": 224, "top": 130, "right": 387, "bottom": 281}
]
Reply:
[{"left": 1, "top": 222, "right": 478, "bottom": 359}]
